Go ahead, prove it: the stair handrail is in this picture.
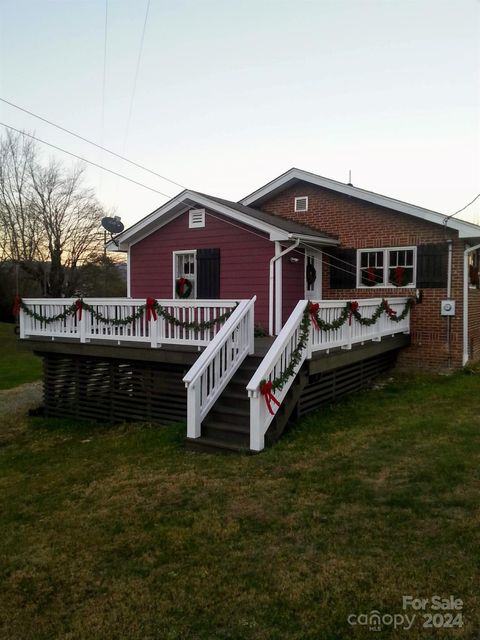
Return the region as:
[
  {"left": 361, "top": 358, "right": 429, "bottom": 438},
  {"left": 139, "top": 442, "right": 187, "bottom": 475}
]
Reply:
[
  {"left": 183, "top": 297, "right": 256, "bottom": 439},
  {"left": 247, "top": 300, "right": 310, "bottom": 451}
]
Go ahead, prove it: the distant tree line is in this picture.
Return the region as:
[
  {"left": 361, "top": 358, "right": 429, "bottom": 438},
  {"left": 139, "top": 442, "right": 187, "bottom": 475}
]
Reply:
[{"left": 0, "top": 130, "right": 126, "bottom": 321}]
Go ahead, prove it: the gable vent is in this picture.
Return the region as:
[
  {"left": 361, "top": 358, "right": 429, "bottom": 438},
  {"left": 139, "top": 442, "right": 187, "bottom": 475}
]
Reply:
[
  {"left": 294, "top": 196, "right": 308, "bottom": 213},
  {"left": 189, "top": 208, "right": 205, "bottom": 228}
]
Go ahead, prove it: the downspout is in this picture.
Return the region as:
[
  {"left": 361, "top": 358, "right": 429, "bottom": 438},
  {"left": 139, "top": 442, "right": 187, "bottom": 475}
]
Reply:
[
  {"left": 269, "top": 238, "right": 300, "bottom": 336},
  {"left": 446, "top": 240, "right": 452, "bottom": 367},
  {"left": 127, "top": 245, "right": 131, "bottom": 297},
  {"left": 463, "top": 242, "right": 480, "bottom": 366}
]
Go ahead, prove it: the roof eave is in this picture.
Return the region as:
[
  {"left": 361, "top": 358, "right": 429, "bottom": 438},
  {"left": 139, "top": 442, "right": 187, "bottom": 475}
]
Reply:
[{"left": 240, "top": 168, "right": 480, "bottom": 238}]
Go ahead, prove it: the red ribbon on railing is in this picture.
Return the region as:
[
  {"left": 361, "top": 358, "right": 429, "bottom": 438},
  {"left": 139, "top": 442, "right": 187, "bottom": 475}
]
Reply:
[
  {"left": 309, "top": 302, "right": 320, "bottom": 330},
  {"left": 75, "top": 298, "right": 83, "bottom": 321},
  {"left": 383, "top": 299, "right": 397, "bottom": 317},
  {"left": 12, "top": 295, "right": 21, "bottom": 317},
  {"left": 260, "top": 380, "right": 281, "bottom": 416},
  {"left": 146, "top": 297, "right": 157, "bottom": 322},
  {"left": 349, "top": 301, "right": 359, "bottom": 325}
]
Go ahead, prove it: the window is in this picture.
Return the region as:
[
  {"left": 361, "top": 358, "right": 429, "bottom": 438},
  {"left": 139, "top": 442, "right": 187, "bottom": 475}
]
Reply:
[
  {"left": 189, "top": 208, "right": 205, "bottom": 228},
  {"left": 357, "top": 247, "right": 416, "bottom": 288},
  {"left": 173, "top": 251, "right": 196, "bottom": 298},
  {"left": 294, "top": 196, "right": 308, "bottom": 212}
]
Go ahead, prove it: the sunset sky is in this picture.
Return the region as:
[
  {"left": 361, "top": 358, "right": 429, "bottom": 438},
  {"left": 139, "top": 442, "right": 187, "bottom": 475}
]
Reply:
[{"left": 0, "top": 0, "right": 478, "bottom": 228}]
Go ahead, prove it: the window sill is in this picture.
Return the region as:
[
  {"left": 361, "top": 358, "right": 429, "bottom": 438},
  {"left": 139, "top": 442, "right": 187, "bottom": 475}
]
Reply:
[{"left": 357, "top": 285, "right": 416, "bottom": 290}]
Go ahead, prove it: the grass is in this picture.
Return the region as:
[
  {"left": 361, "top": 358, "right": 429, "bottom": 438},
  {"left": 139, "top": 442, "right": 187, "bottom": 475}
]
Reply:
[
  {"left": 0, "top": 322, "right": 42, "bottom": 389},
  {"left": 1, "top": 372, "right": 480, "bottom": 638}
]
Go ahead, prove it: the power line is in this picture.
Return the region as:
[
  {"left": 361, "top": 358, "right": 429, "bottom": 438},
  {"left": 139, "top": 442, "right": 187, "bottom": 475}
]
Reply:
[
  {"left": 0, "top": 96, "right": 186, "bottom": 190},
  {"left": 123, "top": 0, "right": 151, "bottom": 154},
  {"left": 101, "top": 0, "right": 108, "bottom": 147},
  {"left": 0, "top": 119, "right": 370, "bottom": 280},
  {"left": 443, "top": 192, "right": 480, "bottom": 225},
  {"left": 0, "top": 120, "right": 360, "bottom": 279},
  {"left": 0, "top": 122, "right": 173, "bottom": 198}
]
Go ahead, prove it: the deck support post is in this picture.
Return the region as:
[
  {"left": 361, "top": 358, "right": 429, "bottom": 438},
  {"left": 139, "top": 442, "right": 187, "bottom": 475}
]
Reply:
[
  {"left": 79, "top": 312, "right": 86, "bottom": 343},
  {"left": 186, "top": 384, "right": 201, "bottom": 438},
  {"left": 249, "top": 393, "right": 264, "bottom": 452}
]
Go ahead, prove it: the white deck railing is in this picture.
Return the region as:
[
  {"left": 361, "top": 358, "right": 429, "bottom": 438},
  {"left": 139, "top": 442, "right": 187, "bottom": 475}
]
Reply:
[
  {"left": 19, "top": 298, "right": 239, "bottom": 348},
  {"left": 183, "top": 297, "right": 256, "bottom": 439},
  {"left": 247, "top": 297, "right": 411, "bottom": 451}
]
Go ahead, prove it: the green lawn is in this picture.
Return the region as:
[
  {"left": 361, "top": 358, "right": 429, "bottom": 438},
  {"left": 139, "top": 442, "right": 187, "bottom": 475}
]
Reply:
[
  {"left": 1, "top": 371, "right": 479, "bottom": 639},
  {"left": 0, "top": 322, "right": 42, "bottom": 389}
]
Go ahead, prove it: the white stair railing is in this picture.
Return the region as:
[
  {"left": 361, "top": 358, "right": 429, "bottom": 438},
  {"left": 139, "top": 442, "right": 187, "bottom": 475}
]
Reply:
[
  {"left": 183, "top": 297, "right": 256, "bottom": 439},
  {"left": 247, "top": 297, "right": 412, "bottom": 452},
  {"left": 247, "top": 300, "right": 309, "bottom": 452}
]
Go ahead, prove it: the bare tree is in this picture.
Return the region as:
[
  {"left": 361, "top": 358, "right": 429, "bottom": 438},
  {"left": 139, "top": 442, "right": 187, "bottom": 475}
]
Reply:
[{"left": 0, "top": 130, "right": 105, "bottom": 296}]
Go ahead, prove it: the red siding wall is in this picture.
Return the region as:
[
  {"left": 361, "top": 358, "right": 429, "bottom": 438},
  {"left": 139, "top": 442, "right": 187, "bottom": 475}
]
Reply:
[
  {"left": 130, "top": 210, "right": 273, "bottom": 331},
  {"left": 260, "top": 182, "right": 471, "bottom": 370}
]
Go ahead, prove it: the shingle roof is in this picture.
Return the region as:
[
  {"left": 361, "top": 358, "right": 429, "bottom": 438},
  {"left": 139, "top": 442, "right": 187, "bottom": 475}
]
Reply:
[{"left": 192, "top": 191, "right": 337, "bottom": 240}]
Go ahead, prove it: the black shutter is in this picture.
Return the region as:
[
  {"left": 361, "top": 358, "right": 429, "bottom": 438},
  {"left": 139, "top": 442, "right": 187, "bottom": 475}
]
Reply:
[
  {"left": 328, "top": 248, "right": 357, "bottom": 289},
  {"left": 416, "top": 243, "right": 448, "bottom": 288},
  {"left": 197, "top": 248, "right": 220, "bottom": 299}
]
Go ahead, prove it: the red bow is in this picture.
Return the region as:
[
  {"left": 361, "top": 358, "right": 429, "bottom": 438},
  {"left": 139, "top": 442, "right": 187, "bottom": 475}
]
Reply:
[
  {"left": 349, "top": 300, "right": 359, "bottom": 325},
  {"left": 383, "top": 299, "right": 396, "bottom": 317},
  {"left": 12, "top": 295, "right": 21, "bottom": 317},
  {"left": 309, "top": 302, "right": 320, "bottom": 330},
  {"left": 75, "top": 299, "right": 83, "bottom": 321},
  {"left": 146, "top": 297, "right": 157, "bottom": 321},
  {"left": 178, "top": 278, "right": 186, "bottom": 296},
  {"left": 367, "top": 266, "right": 377, "bottom": 285},
  {"left": 394, "top": 266, "right": 405, "bottom": 284},
  {"left": 260, "top": 380, "right": 281, "bottom": 416}
]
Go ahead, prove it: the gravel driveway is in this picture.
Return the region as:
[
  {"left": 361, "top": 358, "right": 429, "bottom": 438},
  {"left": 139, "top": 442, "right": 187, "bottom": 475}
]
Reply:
[{"left": 0, "top": 381, "right": 43, "bottom": 417}]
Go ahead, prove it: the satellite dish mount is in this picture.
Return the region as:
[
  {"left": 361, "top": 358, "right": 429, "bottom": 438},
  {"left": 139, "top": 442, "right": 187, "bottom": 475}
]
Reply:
[{"left": 101, "top": 216, "right": 125, "bottom": 248}]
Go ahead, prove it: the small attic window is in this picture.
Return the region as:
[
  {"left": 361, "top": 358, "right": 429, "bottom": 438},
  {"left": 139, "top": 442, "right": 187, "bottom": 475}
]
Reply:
[
  {"left": 294, "top": 196, "right": 308, "bottom": 213},
  {"left": 189, "top": 208, "right": 205, "bottom": 228}
]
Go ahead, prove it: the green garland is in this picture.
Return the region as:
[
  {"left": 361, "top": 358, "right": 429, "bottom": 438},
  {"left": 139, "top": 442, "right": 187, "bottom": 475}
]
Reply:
[
  {"left": 261, "top": 305, "right": 311, "bottom": 393},
  {"left": 258, "top": 297, "right": 414, "bottom": 401},
  {"left": 19, "top": 298, "right": 237, "bottom": 331},
  {"left": 19, "top": 300, "right": 78, "bottom": 324},
  {"left": 310, "top": 298, "right": 414, "bottom": 330}
]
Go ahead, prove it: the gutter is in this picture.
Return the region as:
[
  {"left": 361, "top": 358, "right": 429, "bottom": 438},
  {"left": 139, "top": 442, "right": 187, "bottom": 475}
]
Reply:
[
  {"left": 463, "top": 243, "right": 480, "bottom": 366},
  {"left": 269, "top": 239, "right": 300, "bottom": 336}
]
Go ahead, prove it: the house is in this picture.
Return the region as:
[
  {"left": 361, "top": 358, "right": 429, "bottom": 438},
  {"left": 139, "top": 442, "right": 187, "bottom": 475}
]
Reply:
[
  {"left": 18, "top": 168, "right": 480, "bottom": 452},
  {"left": 114, "top": 167, "right": 480, "bottom": 370}
]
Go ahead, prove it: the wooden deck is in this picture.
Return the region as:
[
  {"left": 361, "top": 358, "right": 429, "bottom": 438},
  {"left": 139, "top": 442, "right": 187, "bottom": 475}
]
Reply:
[{"left": 19, "top": 296, "right": 412, "bottom": 452}]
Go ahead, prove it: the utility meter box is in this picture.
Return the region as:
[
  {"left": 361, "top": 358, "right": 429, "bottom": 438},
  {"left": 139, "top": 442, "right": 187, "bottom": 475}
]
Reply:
[{"left": 441, "top": 300, "right": 456, "bottom": 316}]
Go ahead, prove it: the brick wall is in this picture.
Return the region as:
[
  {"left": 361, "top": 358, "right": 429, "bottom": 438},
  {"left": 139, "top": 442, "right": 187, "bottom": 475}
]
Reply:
[{"left": 260, "top": 182, "right": 473, "bottom": 370}]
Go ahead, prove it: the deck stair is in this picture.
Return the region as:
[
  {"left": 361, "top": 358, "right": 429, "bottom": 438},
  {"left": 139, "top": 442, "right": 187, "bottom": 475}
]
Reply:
[
  {"left": 18, "top": 295, "right": 412, "bottom": 453},
  {"left": 186, "top": 355, "right": 309, "bottom": 453}
]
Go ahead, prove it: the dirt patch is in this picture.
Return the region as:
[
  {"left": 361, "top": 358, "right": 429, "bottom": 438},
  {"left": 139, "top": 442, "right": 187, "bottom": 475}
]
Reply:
[{"left": 0, "top": 381, "right": 42, "bottom": 418}]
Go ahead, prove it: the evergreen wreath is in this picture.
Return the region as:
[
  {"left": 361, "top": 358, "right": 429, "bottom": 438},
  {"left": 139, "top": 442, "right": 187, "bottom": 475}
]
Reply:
[
  {"left": 389, "top": 266, "right": 410, "bottom": 287},
  {"left": 175, "top": 277, "right": 193, "bottom": 299}
]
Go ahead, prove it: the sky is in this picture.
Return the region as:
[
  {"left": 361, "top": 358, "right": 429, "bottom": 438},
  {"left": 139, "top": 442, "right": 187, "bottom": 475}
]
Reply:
[{"left": 0, "top": 0, "right": 479, "bottom": 229}]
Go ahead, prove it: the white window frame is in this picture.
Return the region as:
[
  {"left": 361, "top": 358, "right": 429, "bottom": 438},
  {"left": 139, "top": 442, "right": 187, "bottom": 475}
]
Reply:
[
  {"left": 294, "top": 196, "right": 308, "bottom": 213},
  {"left": 172, "top": 250, "right": 197, "bottom": 298},
  {"left": 356, "top": 246, "right": 417, "bottom": 289},
  {"left": 189, "top": 208, "right": 205, "bottom": 229}
]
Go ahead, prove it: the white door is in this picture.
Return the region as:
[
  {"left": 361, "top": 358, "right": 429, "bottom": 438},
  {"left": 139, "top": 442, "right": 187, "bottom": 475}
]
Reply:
[{"left": 305, "top": 249, "right": 322, "bottom": 300}]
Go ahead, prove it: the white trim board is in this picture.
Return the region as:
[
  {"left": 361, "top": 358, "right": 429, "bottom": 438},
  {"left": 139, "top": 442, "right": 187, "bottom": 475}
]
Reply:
[{"left": 240, "top": 168, "right": 480, "bottom": 240}]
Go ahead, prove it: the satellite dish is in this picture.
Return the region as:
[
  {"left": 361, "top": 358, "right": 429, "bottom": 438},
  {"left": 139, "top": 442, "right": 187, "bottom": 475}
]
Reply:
[{"left": 101, "top": 216, "right": 124, "bottom": 234}]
